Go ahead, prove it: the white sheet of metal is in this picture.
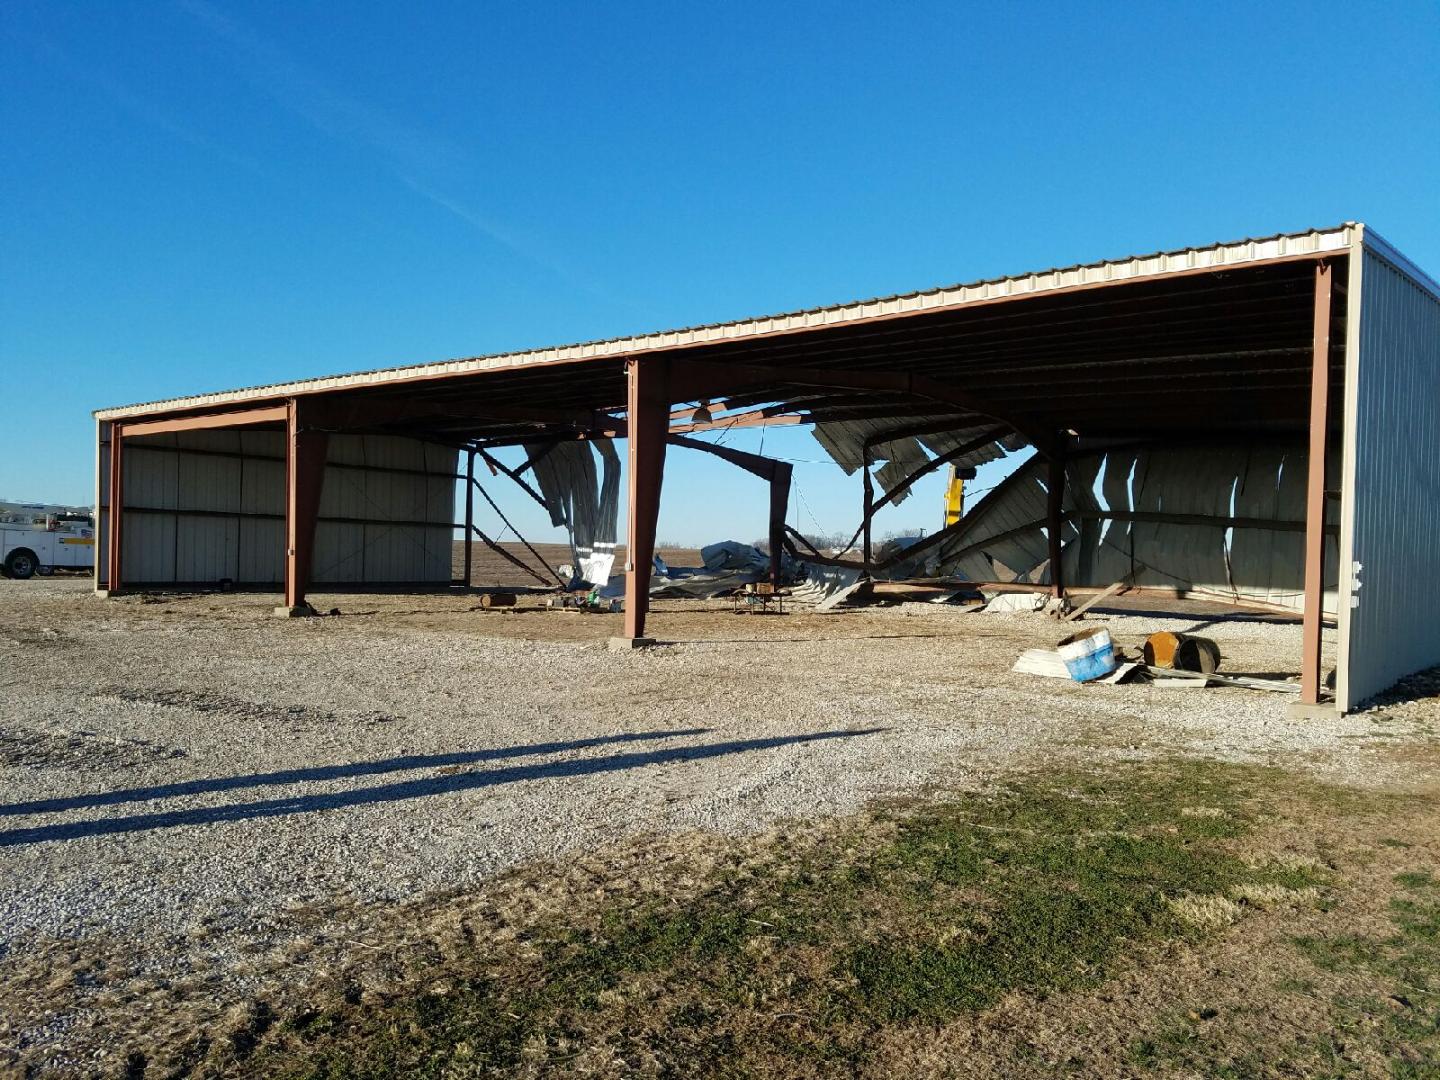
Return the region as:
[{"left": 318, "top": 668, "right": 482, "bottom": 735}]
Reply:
[{"left": 1338, "top": 236, "right": 1440, "bottom": 710}]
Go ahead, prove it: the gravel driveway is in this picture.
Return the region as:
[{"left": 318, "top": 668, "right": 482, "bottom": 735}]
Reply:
[{"left": 0, "top": 576, "right": 1423, "bottom": 1066}]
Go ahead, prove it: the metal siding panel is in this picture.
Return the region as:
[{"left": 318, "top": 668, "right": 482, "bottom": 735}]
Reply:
[
  {"left": 426, "top": 442, "right": 457, "bottom": 473},
  {"left": 428, "top": 475, "right": 455, "bottom": 526},
  {"left": 320, "top": 462, "right": 369, "bottom": 519},
  {"left": 177, "top": 452, "right": 241, "bottom": 514},
  {"left": 361, "top": 524, "right": 410, "bottom": 580},
  {"left": 242, "top": 457, "right": 284, "bottom": 515},
  {"left": 124, "top": 446, "right": 178, "bottom": 509},
  {"left": 97, "top": 433, "right": 454, "bottom": 588},
  {"left": 238, "top": 518, "right": 284, "bottom": 583},
  {"left": 1343, "top": 246, "right": 1440, "bottom": 707},
  {"left": 240, "top": 429, "right": 285, "bottom": 458},
  {"left": 175, "top": 429, "right": 243, "bottom": 454},
  {"left": 939, "top": 443, "right": 1332, "bottom": 607},
  {"left": 121, "top": 512, "right": 176, "bottom": 582},
  {"left": 364, "top": 435, "right": 425, "bottom": 471},
  {"left": 334, "top": 438, "right": 453, "bottom": 584},
  {"left": 327, "top": 434, "right": 368, "bottom": 466},
  {"left": 313, "top": 521, "right": 366, "bottom": 583},
  {"left": 175, "top": 514, "right": 239, "bottom": 581}
]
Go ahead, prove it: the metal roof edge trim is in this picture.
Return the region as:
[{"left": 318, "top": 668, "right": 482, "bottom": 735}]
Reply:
[
  {"left": 95, "top": 223, "right": 1363, "bottom": 421},
  {"left": 1358, "top": 226, "right": 1440, "bottom": 303}
]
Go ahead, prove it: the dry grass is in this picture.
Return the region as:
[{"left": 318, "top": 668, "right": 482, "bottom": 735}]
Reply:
[{"left": 13, "top": 759, "right": 1440, "bottom": 1078}]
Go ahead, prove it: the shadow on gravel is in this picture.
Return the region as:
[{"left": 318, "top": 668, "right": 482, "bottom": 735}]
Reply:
[
  {"left": 0, "top": 729, "right": 885, "bottom": 847},
  {"left": 0, "top": 729, "right": 711, "bottom": 819}
]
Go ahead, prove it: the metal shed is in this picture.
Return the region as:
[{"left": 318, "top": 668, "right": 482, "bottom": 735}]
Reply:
[{"left": 93, "top": 222, "right": 1440, "bottom": 714}]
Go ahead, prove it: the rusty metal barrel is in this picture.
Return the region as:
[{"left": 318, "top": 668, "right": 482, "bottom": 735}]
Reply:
[{"left": 1142, "top": 631, "right": 1221, "bottom": 673}]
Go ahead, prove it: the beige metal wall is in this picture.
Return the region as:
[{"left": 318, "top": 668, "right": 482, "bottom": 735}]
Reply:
[
  {"left": 96, "top": 429, "right": 457, "bottom": 588},
  {"left": 1338, "top": 238, "right": 1440, "bottom": 711},
  {"left": 937, "top": 443, "right": 1337, "bottom": 613}
]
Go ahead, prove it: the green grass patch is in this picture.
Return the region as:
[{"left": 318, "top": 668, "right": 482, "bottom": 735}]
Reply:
[{"left": 236, "top": 762, "right": 1335, "bottom": 1079}]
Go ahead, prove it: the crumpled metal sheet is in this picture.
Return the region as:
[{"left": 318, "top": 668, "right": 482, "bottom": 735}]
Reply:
[
  {"left": 809, "top": 419, "right": 1018, "bottom": 506},
  {"left": 523, "top": 437, "right": 620, "bottom": 585},
  {"left": 790, "top": 562, "right": 866, "bottom": 608},
  {"left": 936, "top": 454, "right": 1074, "bottom": 583},
  {"left": 935, "top": 443, "right": 1338, "bottom": 613}
]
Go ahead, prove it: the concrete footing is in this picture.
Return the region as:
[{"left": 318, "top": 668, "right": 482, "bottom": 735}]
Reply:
[
  {"left": 94, "top": 589, "right": 115, "bottom": 599},
  {"left": 608, "top": 636, "right": 657, "bottom": 651},
  {"left": 274, "top": 604, "right": 319, "bottom": 619},
  {"left": 1286, "top": 700, "right": 1342, "bottom": 722}
]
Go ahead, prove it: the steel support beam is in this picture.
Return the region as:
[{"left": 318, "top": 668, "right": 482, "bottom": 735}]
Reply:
[
  {"left": 106, "top": 423, "right": 124, "bottom": 592},
  {"left": 283, "top": 400, "right": 329, "bottom": 612},
  {"left": 622, "top": 358, "right": 669, "bottom": 640},
  {"left": 767, "top": 464, "right": 791, "bottom": 584},
  {"left": 1301, "top": 261, "right": 1334, "bottom": 705},
  {"left": 469, "top": 476, "right": 566, "bottom": 587},
  {"left": 862, "top": 460, "right": 874, "bottom": 566},
  {"left": 118, "top": 404, "right": 290, "bottom": 438},
  {"left": 667, "top": 434, "right": 792, "bottom": 584},
  {"left": 463, "top": 449, "right": 475, "bottom": 588},
  {"left": 1047, "top": 441, "right": 1067, "bottom": 599},
  {"left": 669, "top": 409, "right": 806, "bottom": 435}
]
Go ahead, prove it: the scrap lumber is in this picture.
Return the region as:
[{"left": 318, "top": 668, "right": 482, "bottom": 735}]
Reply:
[
  {"left": 1062, "top": 574, "right": 1132, "bottom": 621},
  {"left": 1138, "top": 666, "right": 1299, "bottom": 693}
]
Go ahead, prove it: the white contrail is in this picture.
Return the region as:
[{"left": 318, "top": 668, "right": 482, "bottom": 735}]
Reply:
[{"left": 173, "top": 0, "right": 644, "bottom": 311}]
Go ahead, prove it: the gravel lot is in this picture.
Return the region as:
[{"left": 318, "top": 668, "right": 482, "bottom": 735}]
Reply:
[{"left": 1, "top": 574, "right": 1431, "bottom": 1066}]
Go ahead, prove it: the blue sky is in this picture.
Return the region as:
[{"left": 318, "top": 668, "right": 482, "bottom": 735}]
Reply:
[{"left": 3, "top": 1, "right": 1437, "bottom": 547}]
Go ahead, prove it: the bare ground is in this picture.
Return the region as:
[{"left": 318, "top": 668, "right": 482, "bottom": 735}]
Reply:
[{"left": 1, "top": 560, "right": 1437, "bottom": 1077}]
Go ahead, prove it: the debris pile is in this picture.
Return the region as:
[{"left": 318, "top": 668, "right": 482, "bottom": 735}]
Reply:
[
  {"left": 1013, "top": 629, "right": 1300, "bottom": 694},
  {"left": 647, "top": 542, "right": 786, "bottom": 599}
]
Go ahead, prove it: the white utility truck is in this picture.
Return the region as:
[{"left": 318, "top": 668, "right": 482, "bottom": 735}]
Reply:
[{"left": 0, "top": 501, "right": 96, "bottom": 579}]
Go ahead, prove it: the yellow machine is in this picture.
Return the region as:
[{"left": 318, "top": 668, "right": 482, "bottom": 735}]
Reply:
[{"left": 943, "top": 464, "right": 966, "bottom": 528}]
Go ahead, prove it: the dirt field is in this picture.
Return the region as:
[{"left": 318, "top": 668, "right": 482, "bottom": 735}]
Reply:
[{"left": 2, "top": 561, "right": 1437, "bottom": 1076}]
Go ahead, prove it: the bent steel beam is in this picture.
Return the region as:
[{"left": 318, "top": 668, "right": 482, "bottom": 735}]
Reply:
[
  {"left": 469, "top": 476, "right": 567, "bottom": 587},
  {"left": 668, "top": 434, "right": 793, "bottom": 583},
  {"left": 831, "top": 428, "right": 1003, "bottom": 558},
  {"left": 666, "top": 358, "right": 1055, "bottom": 456}
]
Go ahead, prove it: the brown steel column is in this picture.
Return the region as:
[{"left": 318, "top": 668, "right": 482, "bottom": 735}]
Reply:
[
  {"left": 283, "top": 401, "right": 329, "bottom": 612},
  {"left": 1047, "top": 441, "right": 1067, "bottom": 599},
  {"left": 463, "top": 448, "right": 475, "bottom": 588},
  {"left": 861, "top": 458, "right": 874, "bottom": 566},
  {"left": 1301, "top": 261, "right": 1334, "bottom": 705},
  {"left": 622, "top": 358, "right": 669, "bottom": 640},
  {"left": 768, "top": 462, "right": 793, "bottom": 585},
  {"left": 106, "top": 423, "right": 124, "bottom": 593}
]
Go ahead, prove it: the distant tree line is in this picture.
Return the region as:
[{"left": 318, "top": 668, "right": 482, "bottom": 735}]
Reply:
[{"left": 751, "top": 527, "right": 924, "bottom": 554}]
